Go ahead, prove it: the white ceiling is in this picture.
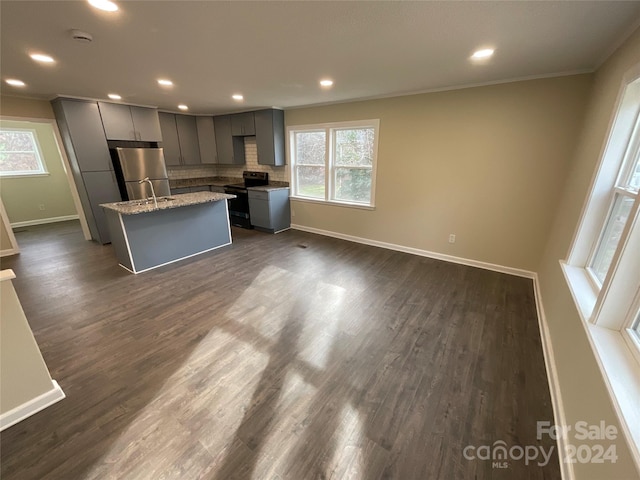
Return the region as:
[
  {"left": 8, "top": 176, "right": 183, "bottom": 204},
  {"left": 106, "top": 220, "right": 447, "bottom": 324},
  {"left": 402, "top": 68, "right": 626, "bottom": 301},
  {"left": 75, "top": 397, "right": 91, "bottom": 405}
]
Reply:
[{"left": 2, "top": 1, "right": 640, "bottom": 115}]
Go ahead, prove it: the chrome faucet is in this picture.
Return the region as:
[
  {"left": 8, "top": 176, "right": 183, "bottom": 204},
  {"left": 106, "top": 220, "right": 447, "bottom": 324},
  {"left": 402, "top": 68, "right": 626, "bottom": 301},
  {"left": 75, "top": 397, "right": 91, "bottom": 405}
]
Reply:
[{"left": 138, "top": 177, "right": 158, "bottom": 209}]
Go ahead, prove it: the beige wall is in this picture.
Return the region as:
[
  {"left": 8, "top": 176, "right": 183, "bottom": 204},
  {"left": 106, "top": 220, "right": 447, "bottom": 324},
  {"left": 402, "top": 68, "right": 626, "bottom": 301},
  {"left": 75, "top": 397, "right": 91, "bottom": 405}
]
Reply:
[
  {"left": 0, "top": 95, "right": 55, "bottom": 119},
  {"left": 285, "top": 74, "right": 592, "bottom": 272},
  {"left": 0, "top": 272, "right": 56, "bottom": 414},
  {"left": 537, "top": 29, "right": 640, "bottom": 480},
  {"left": 0, "top": 118, "right": 77, "bottom": 224}
]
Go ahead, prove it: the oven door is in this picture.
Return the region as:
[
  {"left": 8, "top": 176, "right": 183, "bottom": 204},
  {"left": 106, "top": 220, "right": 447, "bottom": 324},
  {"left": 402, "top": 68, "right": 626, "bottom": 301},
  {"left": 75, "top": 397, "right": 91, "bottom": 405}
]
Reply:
[{"left": 224, "top": 187, "right": 252, "bottom": 228}]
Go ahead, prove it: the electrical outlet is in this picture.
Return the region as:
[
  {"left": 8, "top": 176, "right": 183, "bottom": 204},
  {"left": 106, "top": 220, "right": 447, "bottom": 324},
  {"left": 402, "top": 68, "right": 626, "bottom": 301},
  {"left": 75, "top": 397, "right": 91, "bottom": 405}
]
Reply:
[
  {"left": 448, "top": 234, "right": 456, "bottom": 244},
  {"left": 38, "top": 204, "right": 45, "bottom": 211},
  {"left": 291, "top": 208, "right": 295, "bottom": 217}
]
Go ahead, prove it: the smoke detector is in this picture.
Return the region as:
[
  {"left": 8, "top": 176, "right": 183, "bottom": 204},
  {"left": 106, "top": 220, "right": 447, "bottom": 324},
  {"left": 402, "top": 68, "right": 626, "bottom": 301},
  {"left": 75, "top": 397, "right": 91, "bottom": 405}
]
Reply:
[{"left": 70, "top": 29, "right": 93, "bottom": 43}]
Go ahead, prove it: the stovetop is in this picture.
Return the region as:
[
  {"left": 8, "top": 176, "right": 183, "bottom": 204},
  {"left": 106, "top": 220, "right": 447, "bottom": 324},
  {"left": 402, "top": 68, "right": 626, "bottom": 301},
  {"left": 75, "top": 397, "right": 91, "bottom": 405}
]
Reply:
[{"left": 225, "top": 183, "right": 246, "bottom": 189}]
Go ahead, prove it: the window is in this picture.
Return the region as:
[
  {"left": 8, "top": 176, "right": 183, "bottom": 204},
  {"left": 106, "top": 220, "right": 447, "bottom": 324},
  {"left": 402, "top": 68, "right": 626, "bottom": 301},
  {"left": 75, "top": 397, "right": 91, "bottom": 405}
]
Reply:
[
  {"left": 289, "top": 120, "right": 379, "bottom": 208},
  {"left": 587, "top": 115, "right": 640, "bottom": 285},
  {"left": 0, "top": 128, "right": 48, "bottom": 176},
  {"left": 563, "top": 71, "right": 640, "bottom": 465}
]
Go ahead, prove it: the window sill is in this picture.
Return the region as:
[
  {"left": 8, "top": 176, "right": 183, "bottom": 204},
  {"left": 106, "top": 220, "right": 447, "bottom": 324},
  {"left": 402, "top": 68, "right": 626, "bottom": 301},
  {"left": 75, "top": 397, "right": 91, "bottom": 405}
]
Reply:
[
  {"left": 588, "top": 325, "right": 640, "bottom": 471},
  {"left": 561, "top": 261, "right": 640, "bottom": 471},
  {"left": 560, "top": 261, "right": 598, "bottom": 322},
  {"left": 290, "top": 195, "right": 376, "bottom": 211},
  {"left": 0, "top": 172, "right": 50, "bottom": 179}
]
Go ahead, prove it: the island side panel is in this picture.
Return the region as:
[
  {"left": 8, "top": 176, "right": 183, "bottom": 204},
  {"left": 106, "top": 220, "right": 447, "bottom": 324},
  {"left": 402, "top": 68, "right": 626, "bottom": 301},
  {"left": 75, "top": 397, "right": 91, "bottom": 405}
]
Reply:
[
  {"left": 121, "top": 200, "right": 231, "bottom": 273},
  {"left": 104, "top": 209, "right": 135, "bottom": 272}
]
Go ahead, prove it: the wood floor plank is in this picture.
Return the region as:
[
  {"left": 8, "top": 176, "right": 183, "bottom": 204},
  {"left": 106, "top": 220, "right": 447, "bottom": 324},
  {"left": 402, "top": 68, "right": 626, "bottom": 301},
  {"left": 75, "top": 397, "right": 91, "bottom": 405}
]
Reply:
[{"left": 0, "top": 221, "right": 560, "bottom": 479}]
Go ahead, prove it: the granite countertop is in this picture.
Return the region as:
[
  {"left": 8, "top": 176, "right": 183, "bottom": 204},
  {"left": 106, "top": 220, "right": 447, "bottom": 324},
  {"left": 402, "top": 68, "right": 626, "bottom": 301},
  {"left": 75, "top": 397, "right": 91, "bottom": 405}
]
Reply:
[
  {"left": 170, "top": 176, "right": 290, "bottom": 191},
  {"left": 100, "top": 192, "right": 235, "bottom": 215},
  {"left": 169, "top": 176, "right": 239, "bottom": 188},
  {"left": 247, "top": 185, "right": 290, "bottom": 192}
]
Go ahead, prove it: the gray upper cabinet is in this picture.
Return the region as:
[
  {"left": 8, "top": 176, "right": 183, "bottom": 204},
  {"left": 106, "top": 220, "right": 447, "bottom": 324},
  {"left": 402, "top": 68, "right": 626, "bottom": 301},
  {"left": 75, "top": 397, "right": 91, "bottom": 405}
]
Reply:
[
  {"left": 231, "top": 112, "right": 255, "bottom": 136},
  {"left": 196, "top": 116, "right": 218, "bottom": 164},
  {"left": 53, "top": 99, "right": 113, "bottom": 172},
  {"left": 158, "top": 113, "right": 181, "bottom": 166},
  {"left": 214, "top": 115, "right": 245, "bottom": 164},
  {"left": 175, "top": 115, "right": 201, "bottom": 165},
  {"left": 159, "top": 113, "right": 201, "bottom": 166},
  {"left": 255, "top": 109, "right": 285, "bottom": 166},
  {"left": 98, "top": 102, "right": 162, "bottom": 141},
  {"left": 130, "top": 106, "right": 162, "bottom": 141}
]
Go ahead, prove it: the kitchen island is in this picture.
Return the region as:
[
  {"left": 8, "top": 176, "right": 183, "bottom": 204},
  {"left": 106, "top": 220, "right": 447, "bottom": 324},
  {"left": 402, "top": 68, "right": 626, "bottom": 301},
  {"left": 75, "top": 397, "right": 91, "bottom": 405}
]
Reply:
[{"left": 101, "top": 192, "right": 235, "bottom": 274}]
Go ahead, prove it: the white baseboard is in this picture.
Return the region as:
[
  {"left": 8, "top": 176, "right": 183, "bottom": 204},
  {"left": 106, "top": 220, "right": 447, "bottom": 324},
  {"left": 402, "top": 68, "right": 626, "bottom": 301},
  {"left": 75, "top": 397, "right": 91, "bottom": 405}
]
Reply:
[
  {"left": 11, "top": 215, "right": 79, "bottom": 229},
  {"left": 290, "top": 224, "right": 536, "bottom": 279},
  {"left": 533, "top": 275, "right": 574, "bottom": 480},
  {"left": 0, "top": 380, "right": 65, "bottom": 431},
  {"left": 0, "top": 247, "right": 19, "bottom": 257}
]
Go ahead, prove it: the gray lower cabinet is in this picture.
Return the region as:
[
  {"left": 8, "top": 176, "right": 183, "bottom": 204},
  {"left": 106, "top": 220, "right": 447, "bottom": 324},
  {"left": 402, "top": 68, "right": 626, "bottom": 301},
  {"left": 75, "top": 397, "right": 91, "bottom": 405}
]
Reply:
[
  {"left": 213, "top": 115, "right": 245, "bottom": 164},
  {"left": 52, "top": 98, "right": 122, "bottom": 244},
  {"left": 81, "top": 170, "right": 121, "bottom": 244},
  {"left": 159, "top": 113, "right": 201, "bottom": 166},
  {"left": 98, "top": 102, "right": 162, "bottom": 142},
  {"left": 255, "top": 109, "right": 285, "bottom": 166},
  {"left": 248, "top": 189, "right": 290, "bottom": 233},
  {"left": 196, "top": 116, "right": 218, "bottom": 164}
]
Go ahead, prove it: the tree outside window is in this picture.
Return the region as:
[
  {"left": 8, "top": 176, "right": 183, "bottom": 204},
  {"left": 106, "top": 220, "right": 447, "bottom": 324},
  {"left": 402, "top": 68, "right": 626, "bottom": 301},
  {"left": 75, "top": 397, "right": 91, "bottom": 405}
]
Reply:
[{"left": 0, "top": 128, "right": 48, "bottom": 176}]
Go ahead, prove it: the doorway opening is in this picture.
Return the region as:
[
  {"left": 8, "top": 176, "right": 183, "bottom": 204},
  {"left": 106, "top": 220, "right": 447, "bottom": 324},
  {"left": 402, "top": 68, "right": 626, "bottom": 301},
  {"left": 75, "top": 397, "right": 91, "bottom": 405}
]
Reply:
[{"left": 0, "top": 117, "right": 90, "bottom": 257}]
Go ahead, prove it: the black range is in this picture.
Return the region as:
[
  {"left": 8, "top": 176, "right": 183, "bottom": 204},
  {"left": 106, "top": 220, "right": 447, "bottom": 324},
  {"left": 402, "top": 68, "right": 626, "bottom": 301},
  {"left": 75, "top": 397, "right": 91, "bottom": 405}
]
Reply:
[{"left": 224, "top": 171, "right": 269, "bottom": 228}]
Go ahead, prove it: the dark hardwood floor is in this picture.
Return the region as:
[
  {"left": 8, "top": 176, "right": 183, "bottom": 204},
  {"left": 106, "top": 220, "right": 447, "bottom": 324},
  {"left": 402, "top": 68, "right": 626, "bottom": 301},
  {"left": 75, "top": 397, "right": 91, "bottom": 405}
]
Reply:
[{"left": 0, "top": 221, "right": 560, "bottom": 479}]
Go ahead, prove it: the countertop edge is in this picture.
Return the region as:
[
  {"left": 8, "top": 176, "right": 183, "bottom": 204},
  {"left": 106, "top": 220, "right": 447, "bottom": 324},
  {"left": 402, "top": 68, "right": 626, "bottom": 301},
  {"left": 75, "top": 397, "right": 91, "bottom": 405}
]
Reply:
[{"left": 100, "top": 192, "right": 235, "bottom": 215}]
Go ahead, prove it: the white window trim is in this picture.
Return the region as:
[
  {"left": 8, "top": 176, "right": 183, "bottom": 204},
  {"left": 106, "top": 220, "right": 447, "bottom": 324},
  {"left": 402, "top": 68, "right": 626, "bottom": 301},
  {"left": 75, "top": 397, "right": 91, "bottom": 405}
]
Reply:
[
  {"left": 623, "top": 290, "right": 640, "bottom": 368},
  {"left": 562, "top": 63, "right": 640, "bottom": 471},
  {"left": 287, "top": 119, "right": 379, "bottom": 208},
  {"left": 0, "top": 127, "right": 49, "bottom": 177}
]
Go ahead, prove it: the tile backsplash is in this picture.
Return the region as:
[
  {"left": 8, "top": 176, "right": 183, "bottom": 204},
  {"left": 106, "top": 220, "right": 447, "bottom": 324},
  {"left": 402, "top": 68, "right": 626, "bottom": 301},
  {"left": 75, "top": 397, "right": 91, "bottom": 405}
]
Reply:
[{"left": 168, "top": 137, "right": 287, "bottom": 182}]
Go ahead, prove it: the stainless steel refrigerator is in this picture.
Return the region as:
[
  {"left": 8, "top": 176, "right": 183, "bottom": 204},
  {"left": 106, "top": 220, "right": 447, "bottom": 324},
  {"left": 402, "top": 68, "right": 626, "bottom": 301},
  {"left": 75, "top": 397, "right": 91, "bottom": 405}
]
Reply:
[{"left": 115, "top": 147, "right": 171, "bottom": 200}]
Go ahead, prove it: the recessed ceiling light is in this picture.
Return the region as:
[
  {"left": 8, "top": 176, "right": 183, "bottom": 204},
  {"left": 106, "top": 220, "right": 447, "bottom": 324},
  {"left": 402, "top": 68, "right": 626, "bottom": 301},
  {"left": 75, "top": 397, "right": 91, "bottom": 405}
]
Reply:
[
  {"left": 87, "top": 0, "right": 118, "bottom": 12},
  {"left": 320, "top": 79, "right": 334, "bottom": 87},
  {"left": 30, "top": 53, "right": 55, "bottom": 63},
  {"left": 157, "top": 79, "right": 173, "bottom": 87},
  {"left": 471, "top": 48, "right": 495, "bottom": 60},
  {"left": 5, "top": 79, "right": 26, "bottom": 87},
  {"left": 178, "top": 104, "right": 188, "bottom": 111},
  {"left": 108, "top": 93, "right": 121, "bottom": 100},
  {"left": 232, "top": 94, "right": 244, "bottom": 101}
]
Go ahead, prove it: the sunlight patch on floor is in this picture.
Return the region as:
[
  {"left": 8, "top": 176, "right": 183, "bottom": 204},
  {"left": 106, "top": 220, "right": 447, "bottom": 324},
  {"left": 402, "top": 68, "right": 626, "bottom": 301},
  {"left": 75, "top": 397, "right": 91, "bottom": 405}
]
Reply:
[
  {"left": 326, "top": 402, "right": 364, "bottom": 479},
  {"left": 251, "top": 370, "right": 319, "bottom": 478},
  {"left": 82, "top": 328, "right": 269, "bottom": 479}
]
